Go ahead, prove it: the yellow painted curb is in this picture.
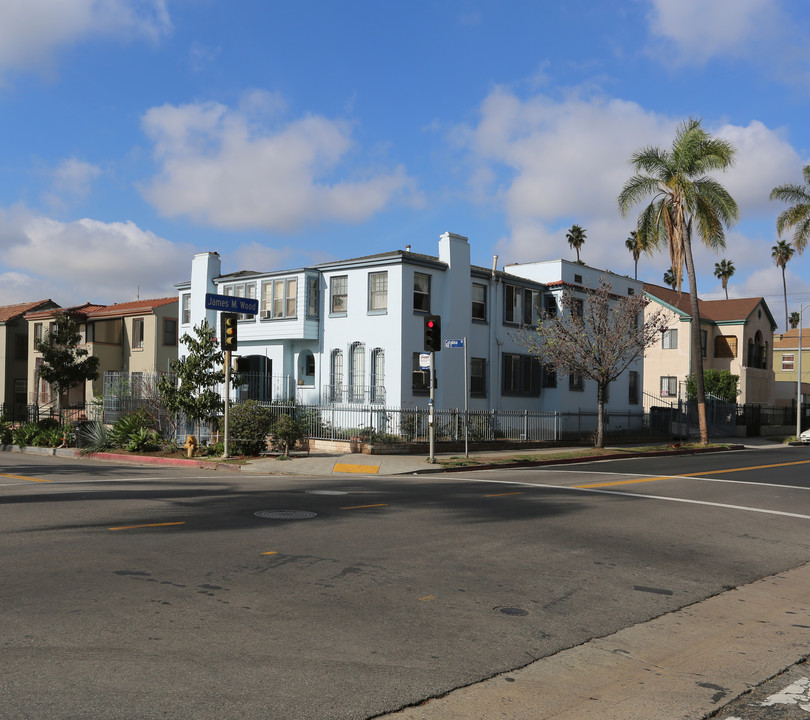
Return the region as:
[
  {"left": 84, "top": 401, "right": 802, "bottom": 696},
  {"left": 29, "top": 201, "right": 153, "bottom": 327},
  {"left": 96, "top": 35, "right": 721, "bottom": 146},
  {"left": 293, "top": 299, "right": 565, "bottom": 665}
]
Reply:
[{"left": 333, "top": 462, "right": 380, "bottom": 474}]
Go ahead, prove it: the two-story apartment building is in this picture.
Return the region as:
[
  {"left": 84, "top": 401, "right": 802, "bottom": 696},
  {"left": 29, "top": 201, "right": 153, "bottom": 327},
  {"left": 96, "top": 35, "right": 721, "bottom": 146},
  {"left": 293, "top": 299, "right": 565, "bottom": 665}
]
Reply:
[
  {"left": 0, "top": 299, "right": 60, "bottom": 418},
  {"left": 26, "top": 298, "right": 179, "bottom": 412},
  {"left": 643, "top": 283, "right": 776, "bottom": 404},
  {"left": 177, "top": 233, "right": 645, "bottom": 417},
  {"left": 772, "top": 329, "right": 810, "bottom": 407}
]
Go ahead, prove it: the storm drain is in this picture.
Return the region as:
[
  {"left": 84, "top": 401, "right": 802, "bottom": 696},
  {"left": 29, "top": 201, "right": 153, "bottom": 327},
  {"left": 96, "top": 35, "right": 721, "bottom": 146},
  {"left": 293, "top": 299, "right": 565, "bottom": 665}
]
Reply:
[
  {"left": 496, "top": 606, "right": 528, "bottom": 616},
  {"left": 254, "top": 510, "right": 318, "bottom": 520}
]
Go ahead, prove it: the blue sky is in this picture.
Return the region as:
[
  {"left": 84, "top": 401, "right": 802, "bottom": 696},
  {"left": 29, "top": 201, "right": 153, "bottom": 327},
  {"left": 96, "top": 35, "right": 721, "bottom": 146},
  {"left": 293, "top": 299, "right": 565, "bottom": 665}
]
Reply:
[{"left": 2, "top": 0, "right": 810, "bottom": 330}]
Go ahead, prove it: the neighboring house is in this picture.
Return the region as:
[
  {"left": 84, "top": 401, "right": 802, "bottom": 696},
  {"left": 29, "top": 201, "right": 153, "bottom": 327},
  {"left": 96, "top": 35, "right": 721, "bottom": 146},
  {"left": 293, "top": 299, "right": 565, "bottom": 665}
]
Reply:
[
  {"left": 177, "top": 233, "right": 644, "bottom": 416},
  {"left": 25, "top": 298, "right": 179, "bottom": 412},
  {"left": 772, "top": 329, "right": 810, "bottom": 408},
  {"left": 0, "top": 299, "right": 60, "bottom": 418},
  {"left": 643, "top": 284, "right": 776, "bottom": 405}
]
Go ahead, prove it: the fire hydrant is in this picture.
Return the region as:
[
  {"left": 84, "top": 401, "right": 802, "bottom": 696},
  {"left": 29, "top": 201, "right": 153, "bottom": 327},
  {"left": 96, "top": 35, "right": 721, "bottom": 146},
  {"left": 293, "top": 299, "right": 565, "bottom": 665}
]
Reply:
[{"left": 184, "top": 434, "right": 197, "bottom": 459}]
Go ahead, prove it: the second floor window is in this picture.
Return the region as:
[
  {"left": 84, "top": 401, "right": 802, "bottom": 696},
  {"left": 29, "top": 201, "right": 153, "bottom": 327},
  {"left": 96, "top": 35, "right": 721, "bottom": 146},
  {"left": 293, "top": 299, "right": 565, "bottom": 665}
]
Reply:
[
  {"left": 505, "top": 285, "right": 537, "bottom": 324},
  {"left": 783, "top": 353, "right": 795, "bottom": 371},
  {"left": 133, "top": 318, "right": 144, "bottom": 349},
  {"left": 331, "top": 276, "right": 348, "bottom": 314},
  {"left": 662, "top": 329, "right": 678, "bottom": 349},
  {"left": 307, "top": 276, "right": 319, "bottom": 319},
  {"left": 368, "top": 272, "right": 388, "bottom": 312},
  {"left": 163, "top": 318, "right": 177, "bottom": 346},
  {"left": 181, "top": 293, "right": 191, "bottom": 324},
  {"left": 472, "top": 283, "right": 487, "bottom": 320},
  {"left": 262, "top": 278, "right": 297, "bottom": 319},
  {"left": 33, "top": 323, "right": 43, "bottom": 349},
  {"left": 224, "top": 282, "right": 256, "bottom": 320},
  {"left": 629, "top": 371, "right": 639, "bottom": 405},
  {"left": 502, "top": 353, "right": 541, "bottom": 396},
  {"left": 414, "top": 273, "right": 431, "bottom": 312}
]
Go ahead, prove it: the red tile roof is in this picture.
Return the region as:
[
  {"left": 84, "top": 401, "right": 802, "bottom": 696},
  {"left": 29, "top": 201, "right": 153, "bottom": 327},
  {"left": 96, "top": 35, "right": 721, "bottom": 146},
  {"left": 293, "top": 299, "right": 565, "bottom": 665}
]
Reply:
[
  {"left": 774, "top": 329, "right": 810, "bottom": 348},
  {"left": 24, "top": 297, "right": 176, "bottom": 321},
  {"left": 0, "top": 299, "right": 57, "bottom": 323}
]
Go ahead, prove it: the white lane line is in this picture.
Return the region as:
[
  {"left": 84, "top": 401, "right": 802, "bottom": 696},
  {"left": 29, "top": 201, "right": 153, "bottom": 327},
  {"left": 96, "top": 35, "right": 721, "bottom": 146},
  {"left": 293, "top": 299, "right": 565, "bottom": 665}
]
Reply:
[{"left": 462, "top": 477, "right": 810, "bottom": 521}]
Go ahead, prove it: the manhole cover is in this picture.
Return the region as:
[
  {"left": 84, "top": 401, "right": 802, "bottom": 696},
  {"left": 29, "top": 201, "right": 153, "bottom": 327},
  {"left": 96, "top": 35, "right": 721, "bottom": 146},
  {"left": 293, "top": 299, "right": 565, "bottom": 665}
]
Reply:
[
  {"left": 255, "top": 510, "right": 318, "bottom": 520},
  {"left": 496, "top": 607, "right": 528, "bottom": 616},
  {"left": 305, "top": 490, "right": 349, "bottom": 495}
]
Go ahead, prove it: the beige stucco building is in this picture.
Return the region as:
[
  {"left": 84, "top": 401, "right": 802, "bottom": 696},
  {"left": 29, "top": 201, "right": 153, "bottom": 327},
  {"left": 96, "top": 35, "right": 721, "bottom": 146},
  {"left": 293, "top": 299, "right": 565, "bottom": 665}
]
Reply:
[
  {"left": 643, "top": 284, "right": 776, "bottom": 405},
  {"left": 26, "top": 298, "right": 178, "bottom": 413},
  {"left": 772, "top": 329, "right": 810, "bottom": 408}
]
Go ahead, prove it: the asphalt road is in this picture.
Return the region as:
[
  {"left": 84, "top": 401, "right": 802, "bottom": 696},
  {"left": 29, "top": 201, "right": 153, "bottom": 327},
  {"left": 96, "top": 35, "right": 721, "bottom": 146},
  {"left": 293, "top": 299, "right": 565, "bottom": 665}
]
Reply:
[{"left": 2, "top": 446, "right": 810, "bottom": 720}]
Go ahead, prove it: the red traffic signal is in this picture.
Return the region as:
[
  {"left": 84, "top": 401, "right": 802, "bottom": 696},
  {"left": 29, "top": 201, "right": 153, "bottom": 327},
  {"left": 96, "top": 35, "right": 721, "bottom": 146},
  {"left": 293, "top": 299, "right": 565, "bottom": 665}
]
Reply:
[{"left": 423, "top": 314, "right": 441, "bottom": 352}]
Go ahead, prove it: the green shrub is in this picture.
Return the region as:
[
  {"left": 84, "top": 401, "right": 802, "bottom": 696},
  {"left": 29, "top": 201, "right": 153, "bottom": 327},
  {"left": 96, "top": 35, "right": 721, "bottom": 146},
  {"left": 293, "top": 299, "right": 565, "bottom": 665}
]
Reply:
[
  {"left": 199, "top": 441, "right": 224, "bottom": 457},
  {"left": 109, "top": 410, "right": 152, "bottom": 448},
  {"left": 36, "top": 426, "right": 74, "bottom": 448},
  {"left": 13, "top": 423, "right": 40, "bottom": 447},
  {"left": 37, "top": 418, "right": 62, "bottom": 431},
  {"left": 223, "top": 400, "right": 275, "bottom": 456},
  {"left": 76, "top": 420, "right": 111, "bottom": 454},
  {"left": 125, "top": 427, "right": 161, "bottom": 452},
  {"left": 0, "top": 420, "right": 12, "bottom": 445},
  {"left": 270, "top": 414, "right": 304, "bottom": 456}
]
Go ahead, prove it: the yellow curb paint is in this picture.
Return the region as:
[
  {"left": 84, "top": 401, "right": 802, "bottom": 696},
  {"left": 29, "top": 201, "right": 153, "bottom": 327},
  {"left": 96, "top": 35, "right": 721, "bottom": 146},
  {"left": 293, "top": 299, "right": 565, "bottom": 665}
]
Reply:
[
  {"left": 576, "top": 458, "right": 810, "bottom": 489},
  {"left": 419, "top": 595, "right": 436, "bottom": 601},
  {"left": 333, "top": 462, "right": 380, "bottom": 474},
  {"left": 485, "top": 491, "right": 525, "bottom": 497},
  {"left": 261, "top": 551, "right": 278, "bottom": 555},
  {"left": 340, "top": 503, "right": 387, "bottom": 510},
  {"left": 108, "top": 521, "right": 186, "bottom": 531},
  {"left": 0, "top": 472, "right": 52, "bottom": 483}
]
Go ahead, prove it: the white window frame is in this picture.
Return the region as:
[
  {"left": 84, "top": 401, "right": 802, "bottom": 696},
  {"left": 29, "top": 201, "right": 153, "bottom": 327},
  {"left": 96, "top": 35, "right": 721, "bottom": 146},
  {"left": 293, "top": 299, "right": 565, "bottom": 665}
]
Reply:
[
  {"left": 662, "top": 329, "right": 678, "bottom": 349},
  {"left": 261, "top": 277, "right": 297, "bottom": 319},
  {"left": 181, "top": 293, "right": 191, "bottom": 325},
  {"left": 414, "top": 273, "right": 431, "bottom": 312},
  {"left": 368, "top": 272, "right": 388, "bottom": 313},
  {"left": 660, "top": 376, "right": 677, "bottom": 397},
  {"left": 132, "top": 317, "right": 144, "bottom": 350},
  {"left": 472, "top": 283, "right": 487, "bottom": 321},
  {"left": 782, "top": 353, "right": 795, "bottom": 371},
  {"left": 331, "top": 276, "right": 348, "bottom": 315},
  {"left": 223, "top": 282, "right": 257, "bottom": 320}
]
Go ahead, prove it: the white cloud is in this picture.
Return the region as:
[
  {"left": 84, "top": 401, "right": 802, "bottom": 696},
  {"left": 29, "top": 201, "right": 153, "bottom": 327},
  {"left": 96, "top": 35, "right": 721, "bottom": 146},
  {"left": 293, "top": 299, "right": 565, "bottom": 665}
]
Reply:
[
  {"left": 43, "top": 157, "right": 102, "bottom": 209},
  {"left": 461, "top": 86, "right": 804, "bottom": 286},
  {"left": 645, "top": 0, "right": 774, "bottom": 65},
  {"left": 0, "top": 0, "right": 171, "bottom": 79},
  {"left": 0, "top": 207, "right": 190, "bottom": 305},
  {"left": 140, "top": 98, "right": 420, "bottom": 232}
]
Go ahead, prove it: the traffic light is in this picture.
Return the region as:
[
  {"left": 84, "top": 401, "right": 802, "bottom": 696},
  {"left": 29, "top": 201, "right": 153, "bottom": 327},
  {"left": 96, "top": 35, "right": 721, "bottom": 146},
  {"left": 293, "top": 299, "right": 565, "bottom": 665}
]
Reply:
[
  {"left": 221, "top": 312, "right": 238, "bottom": 351},
  {"left": 423, "top": 314, "right": 441, "bottom": 352}
]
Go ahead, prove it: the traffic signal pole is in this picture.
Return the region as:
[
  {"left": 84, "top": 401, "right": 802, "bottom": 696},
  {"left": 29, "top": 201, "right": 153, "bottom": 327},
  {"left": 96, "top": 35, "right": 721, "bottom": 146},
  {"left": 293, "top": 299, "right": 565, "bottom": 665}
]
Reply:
[
  {"left": 223, "top": 350, "right": 231, "bottom": 458},
  {"left": 429, "top": 351, "right": 435, "bottom": 463}
]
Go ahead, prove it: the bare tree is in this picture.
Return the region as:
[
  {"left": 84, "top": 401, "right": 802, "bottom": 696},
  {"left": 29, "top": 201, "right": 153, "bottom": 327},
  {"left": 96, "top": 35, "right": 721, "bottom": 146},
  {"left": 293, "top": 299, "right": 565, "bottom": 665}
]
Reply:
[{"left": 518, "top": 279, "right": 667, "bottom": 448}]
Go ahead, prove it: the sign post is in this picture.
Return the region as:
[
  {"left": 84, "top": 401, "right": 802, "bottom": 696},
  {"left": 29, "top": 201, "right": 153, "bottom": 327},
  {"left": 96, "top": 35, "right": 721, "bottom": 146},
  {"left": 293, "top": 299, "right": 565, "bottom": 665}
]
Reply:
[{"left": 445, "top": 338, "right": 468, "bottom": 457}]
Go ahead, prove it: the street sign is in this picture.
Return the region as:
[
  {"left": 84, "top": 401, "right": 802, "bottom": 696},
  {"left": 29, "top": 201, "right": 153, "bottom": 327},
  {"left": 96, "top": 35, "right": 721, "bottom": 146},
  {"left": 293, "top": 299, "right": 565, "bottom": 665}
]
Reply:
[
  {"left": 444, "top": 338, "right": 464, "bottom": 348},
  {"left": 418, "top": 353, "right": 431, "bottom": 369},
  {"left": 205, "top": 292, "right": 259, "bottom": 315}
]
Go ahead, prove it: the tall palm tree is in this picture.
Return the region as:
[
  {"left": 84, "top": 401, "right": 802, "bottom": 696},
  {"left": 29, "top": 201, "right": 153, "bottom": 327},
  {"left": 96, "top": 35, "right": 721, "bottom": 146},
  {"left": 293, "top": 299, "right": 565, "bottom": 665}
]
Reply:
[
  {"left": 663, "top": 267, "right": 678, "bottom": 289},
  {"left": 566, "top": 224, "right": 586, "bottom": 263},
  {"left": 618, "top": 118, "right": 739, "bottom": 444},
  {"left": 713, "top": 258, "right": 735, "bottom": 300},
  {"left": 790, "top": 311, "right": 800, "bottom": 330},
  {"left": 770, "top": 165, "right": 810, "bottom": 253},
  {"left": 772, "top": 239, "right": 795, "bottom": 331},
  {"left": 625, "top": 229, "right": 657, "bottom": 280}
]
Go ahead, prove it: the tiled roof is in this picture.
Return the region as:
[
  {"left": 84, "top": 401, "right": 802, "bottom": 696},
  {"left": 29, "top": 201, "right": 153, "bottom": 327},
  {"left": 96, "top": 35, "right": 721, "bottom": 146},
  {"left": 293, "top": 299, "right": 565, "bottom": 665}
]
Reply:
[
  {"left": 0, "top": 299, "right": 56, "bottom": 323},
  {"left": 774, "top": 329, "right": 810, "bottom": 348},
  {"left": 88, "top": 297, "right": 177, "bottom": 318},
  {"left": 643, "top": 283, "right": 774, "bottom": 326},
  {"left": 25, "top": 302, "right": 105, "bottom": 320}
]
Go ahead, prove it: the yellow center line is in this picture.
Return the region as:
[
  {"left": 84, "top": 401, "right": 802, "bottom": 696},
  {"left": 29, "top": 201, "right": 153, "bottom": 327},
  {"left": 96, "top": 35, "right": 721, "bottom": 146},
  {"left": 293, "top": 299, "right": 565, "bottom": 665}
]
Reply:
[
  {"left": 340, "top": 503, "right": 387, "bottom": 510},
  {"left": 108, "top": 522, "right": 186, "bottom": 531},
  {"left": 576, "top": 458, "right": 810, "bottom": 488},
  {"left": 261, "top": 551, "right": 278, "bottom": 555},
  {"left": 0, "top": 472, "right": 52, "bottom": 483},
  {"left": 485, "top": 491, "right": 525, "bottom": 497}
]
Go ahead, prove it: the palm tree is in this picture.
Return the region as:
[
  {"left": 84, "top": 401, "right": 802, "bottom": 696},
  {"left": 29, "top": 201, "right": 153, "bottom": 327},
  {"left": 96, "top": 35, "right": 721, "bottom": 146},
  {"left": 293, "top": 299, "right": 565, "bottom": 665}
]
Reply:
[
  {"left": 625, "top": 229, "right": 657, "bottom": 280},
  {"left": 663, "top": 267, "right": 677, "bottom": 289},
  {"left": 618, "top": 118, "right": 739, "bottom": 444},
  {"left": 772, "top": 239, "right": 795, "bottom": 331},
  {"left": 713, "top": 259, "right": 735, "bottom": 300},
  {"left": 770, "top": 165, "right": 810, "bottom": 253},
  {"left": 790, "top": 311, "right": 800, "bottom": 330},
  {"left": 566, "top": 224, "right": 586, "bottom": 263}
]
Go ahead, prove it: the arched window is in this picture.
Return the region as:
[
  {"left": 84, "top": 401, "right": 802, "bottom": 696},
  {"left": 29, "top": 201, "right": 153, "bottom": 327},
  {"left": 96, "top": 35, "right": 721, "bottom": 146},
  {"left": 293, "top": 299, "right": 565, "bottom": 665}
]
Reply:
[
  {"left": 370, "top": 348, "right": 385, "bottom": 404},
  {"left": 350, "top": 342, "right": 365, "bottom": 402},
  {"left": 330, "top": 349, "right": 343, "bottom": 402}
]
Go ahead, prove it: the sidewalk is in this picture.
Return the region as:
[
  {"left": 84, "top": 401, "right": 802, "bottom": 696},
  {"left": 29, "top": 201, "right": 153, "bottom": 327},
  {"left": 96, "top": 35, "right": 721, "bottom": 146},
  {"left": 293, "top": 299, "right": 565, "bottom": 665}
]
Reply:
[
  {"left": 240, "top": 437, "right": 776, "bottom": 476},
  {"left": 378, "top": 562, "right": 810, "bottom": 720}
]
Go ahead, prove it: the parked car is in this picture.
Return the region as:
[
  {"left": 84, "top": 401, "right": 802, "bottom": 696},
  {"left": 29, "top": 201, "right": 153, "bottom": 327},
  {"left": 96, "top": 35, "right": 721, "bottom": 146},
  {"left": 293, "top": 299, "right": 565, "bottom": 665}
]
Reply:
[{"left": 800, "top": 428, "right": 810, "bottom": 444}]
